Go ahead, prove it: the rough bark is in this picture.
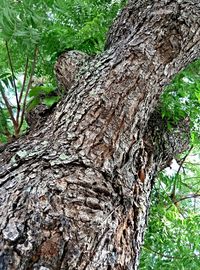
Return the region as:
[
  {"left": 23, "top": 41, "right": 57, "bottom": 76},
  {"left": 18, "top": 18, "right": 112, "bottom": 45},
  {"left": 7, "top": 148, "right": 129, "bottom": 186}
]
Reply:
[{"left": 0, "top": 1, "right": 200, "bottom": 269}]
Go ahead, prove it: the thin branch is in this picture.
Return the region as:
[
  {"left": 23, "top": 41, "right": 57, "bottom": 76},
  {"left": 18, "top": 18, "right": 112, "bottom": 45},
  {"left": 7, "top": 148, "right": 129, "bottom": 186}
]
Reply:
[
  {"left": 159, "top": 181, "right": 186, "bottom": 216},
  {"left": 180, "top": 178, "right": 200, "bottom": 191},
  {"left": 18, "top": 46, "right": 38, "bottom": 132},
  {"left": 177, "top": 146, "right": 194, "bottom": 176},
  {"left": 184, "top": 162, "right": 200, "bottom": 166},
  {"left": 5, "top": 41, "right": 19, "bottom": 110},
  {"left": 170, "top": 146, "right": 193, "bottom": 201},
  {"left": 181, "top": 176, "right": 200, "bottom": 182},
  {"left": 174, "top": 193, "right": 200, "bottom": 204},
  {"left": 1, "top": 126, "right": 11, "bottom": 137},
  {"left": 19, "top": 57, "right": 29, "bottom": 104},
  {"left": 0, "top": 88, "right": 17, "bottom": 127},
  {"left": 16, "top": 57, "right": 29, "bottom": 123}
]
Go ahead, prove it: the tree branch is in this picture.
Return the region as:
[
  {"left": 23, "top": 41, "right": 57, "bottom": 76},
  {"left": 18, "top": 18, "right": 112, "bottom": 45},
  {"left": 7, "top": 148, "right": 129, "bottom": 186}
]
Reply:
[
  {"left": 0, "top": 88, "right": 17, "bottom": 128},
  {"left": 19, "top": 57, "right": 29, "bottom": 103},
  {"left": 174, "top": 193, "right": 200, "bottom": 204},
  {"left": 18, "top": 46, "right": 38, "bottom": 132},
  {"left": 5, "top": 41, "right": 19, "bottom": 111},
  {"left": 170, "top": 146, "right": 193, "bottom": 202}
]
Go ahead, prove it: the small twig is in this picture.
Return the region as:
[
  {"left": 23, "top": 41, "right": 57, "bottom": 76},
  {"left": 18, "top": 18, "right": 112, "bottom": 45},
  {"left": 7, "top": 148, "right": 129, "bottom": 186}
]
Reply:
[
  {"left": 1, "top": 127, "right": 11, "bottom": 138},
  {"left": 176, "top": 146, "right": 193, "bottom": 176},
  {"left": 181, "top": 176, "right": 200, "bottom": 182},
  {"left": 159, "top": 181, "right": 185, "bottom": 216},
  {"left": 170, "top": 145, "right": 193, "bottom": 201},
  {"left": 19, "top": 46, "right": 38, "bottom": 132},
  {"left": 180, "top": 178, "right": 200, "bottom": 191},
  {"left": 5, "top": 41, "right": 19, "bottom": 110},
  {"left": 174, "top": 193, "right": 200, "bottom": 204},
  {"left": 19, "top": 57, "right": 29, "bottom": 104},
  {"left": 184, "top": 162, "right": 200, "bottom": 166}
]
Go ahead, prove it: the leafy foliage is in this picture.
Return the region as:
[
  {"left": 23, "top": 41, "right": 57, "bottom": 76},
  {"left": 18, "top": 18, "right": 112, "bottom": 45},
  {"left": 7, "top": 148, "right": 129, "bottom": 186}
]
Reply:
[
  {"left": 0, "top": 72, "right": 15, "bottom": 142},
  {"left": 0, "top": 106, "right": 12, "bottom": 143},
  {"left": 27, "top": 85, "right": 60, "bottom": 110},
  {"left": 140, "top": 151, "right": 200, "bottom": 270},
  {"left": 0, "top": 0, "right": 127, "bottom": 77},
  {"left": 0, "top": 0, "right": 127, "bottom": 140},
  {"left": 161, "top": 59, "right": 200, "bottom": 145},
  {"left": 144, "top": 59, "right": 200, "bottom": 270}
]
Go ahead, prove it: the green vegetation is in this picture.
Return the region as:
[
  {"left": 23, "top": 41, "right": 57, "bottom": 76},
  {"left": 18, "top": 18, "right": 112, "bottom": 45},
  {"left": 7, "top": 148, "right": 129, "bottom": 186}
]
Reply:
[
  {"left": 0, "top": 0, "right": 126, "bottom": 140},
  {"left": 140, "top": 149, "right": 200, "bottom": 269},
  {"left": 0, "top": 1, "right": 199, "bottom": 269},
  {"left": 161, "top": 59, "right": 200, "bottom": 146}
]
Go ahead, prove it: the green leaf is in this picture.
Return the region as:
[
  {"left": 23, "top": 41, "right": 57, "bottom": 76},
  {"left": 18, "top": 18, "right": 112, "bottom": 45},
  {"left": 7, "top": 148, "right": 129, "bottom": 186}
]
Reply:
[
  {"left": 195, "top": 92, "right": 200, "bottom": 103},
  {"left": 29, "top": 85, "right": 55, "bottom": 97},
  {"left": 26, "top": 97, "right": 40, "bottom": 111},
  {"left": 0, "top": 72, "right": 12, "bottom": 80},
  {"left": 43, "top": 96, "right": 60, "bottom": 107}
]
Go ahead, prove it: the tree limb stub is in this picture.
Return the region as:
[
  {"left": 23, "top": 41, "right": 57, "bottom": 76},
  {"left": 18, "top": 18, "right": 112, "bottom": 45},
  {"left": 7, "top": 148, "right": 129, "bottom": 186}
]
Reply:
[{"left": 0, "top": 1, "right": 200, "bottom": 269}]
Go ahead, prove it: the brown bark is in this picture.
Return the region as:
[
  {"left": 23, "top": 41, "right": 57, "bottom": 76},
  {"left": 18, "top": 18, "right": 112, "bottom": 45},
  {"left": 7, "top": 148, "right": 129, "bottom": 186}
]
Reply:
[{"left": 0, "top": 1, "right": 200, "bottom": 269}]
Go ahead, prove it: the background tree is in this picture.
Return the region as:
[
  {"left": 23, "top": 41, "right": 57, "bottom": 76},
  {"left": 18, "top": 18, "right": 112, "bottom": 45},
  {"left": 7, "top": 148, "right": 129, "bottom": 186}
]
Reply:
[{"left": 0, "top": 0, "right": 200, "bottom": 269}]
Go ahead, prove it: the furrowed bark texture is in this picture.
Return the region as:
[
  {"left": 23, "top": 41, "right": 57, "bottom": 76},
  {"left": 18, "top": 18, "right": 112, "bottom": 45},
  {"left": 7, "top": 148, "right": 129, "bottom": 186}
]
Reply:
[{"left": 0, "top": 1, "right": 200, "bottom": 269}]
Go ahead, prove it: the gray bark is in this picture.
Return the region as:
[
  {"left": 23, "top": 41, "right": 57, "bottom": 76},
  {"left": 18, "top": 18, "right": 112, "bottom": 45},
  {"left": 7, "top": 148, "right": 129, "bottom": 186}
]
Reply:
[{"left": 0, "top": 1, "right": 200, "bottom": 269}]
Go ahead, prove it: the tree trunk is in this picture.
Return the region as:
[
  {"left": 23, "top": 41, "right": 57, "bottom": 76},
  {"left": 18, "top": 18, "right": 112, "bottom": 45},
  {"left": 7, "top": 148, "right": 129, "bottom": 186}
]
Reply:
[{"left": 0, "top": 1, "right": 200, "bottom": 269}]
